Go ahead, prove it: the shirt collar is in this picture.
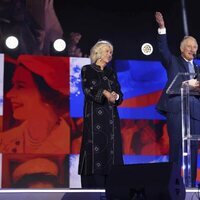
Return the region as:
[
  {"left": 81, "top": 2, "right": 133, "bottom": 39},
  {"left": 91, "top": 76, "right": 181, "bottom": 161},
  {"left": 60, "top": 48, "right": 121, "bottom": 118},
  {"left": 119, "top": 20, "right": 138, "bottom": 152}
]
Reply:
[{"left": 182, "top": 57, "right": 193, "bottom": 64}]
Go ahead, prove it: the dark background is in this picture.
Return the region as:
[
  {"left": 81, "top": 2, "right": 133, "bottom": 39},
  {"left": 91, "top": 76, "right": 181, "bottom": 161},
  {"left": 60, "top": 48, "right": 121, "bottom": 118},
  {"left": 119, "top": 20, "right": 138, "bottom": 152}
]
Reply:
[{"left": 54, "top": 0, "right": 198, "bottom": 60}]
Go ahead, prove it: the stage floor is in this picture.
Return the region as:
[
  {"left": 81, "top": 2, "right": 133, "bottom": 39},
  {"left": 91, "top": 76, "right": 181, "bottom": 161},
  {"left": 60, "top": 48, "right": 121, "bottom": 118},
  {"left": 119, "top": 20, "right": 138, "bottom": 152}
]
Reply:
[{"left": 0, "top": 188, "right": 199, "bottom": 200}]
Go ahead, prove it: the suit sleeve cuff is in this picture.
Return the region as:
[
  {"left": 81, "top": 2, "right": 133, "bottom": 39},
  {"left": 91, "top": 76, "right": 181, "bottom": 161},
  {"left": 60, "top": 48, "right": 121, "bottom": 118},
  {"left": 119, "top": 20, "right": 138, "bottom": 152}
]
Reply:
[{"left": 158, "top": 28, "right": 166, "bottom": 35}]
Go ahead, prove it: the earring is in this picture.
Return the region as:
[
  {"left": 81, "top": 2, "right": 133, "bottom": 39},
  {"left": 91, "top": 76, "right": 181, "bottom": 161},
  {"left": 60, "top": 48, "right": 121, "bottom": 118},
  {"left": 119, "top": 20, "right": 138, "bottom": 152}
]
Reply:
[{"left": 44, "top": 103, "right": 50, "bottom": 107}]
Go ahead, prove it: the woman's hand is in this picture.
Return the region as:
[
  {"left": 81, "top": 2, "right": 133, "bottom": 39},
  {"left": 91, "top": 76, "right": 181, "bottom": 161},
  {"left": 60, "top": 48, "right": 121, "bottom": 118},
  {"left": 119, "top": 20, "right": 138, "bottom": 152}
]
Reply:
[{"left": 103, "top": 90, "right": 117, "bottom": 103}]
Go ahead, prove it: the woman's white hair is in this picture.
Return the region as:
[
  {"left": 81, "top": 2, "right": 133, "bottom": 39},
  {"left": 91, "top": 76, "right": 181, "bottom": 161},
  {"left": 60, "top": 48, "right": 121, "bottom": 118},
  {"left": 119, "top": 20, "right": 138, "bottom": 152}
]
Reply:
[{"left": 89, "top": 40, "right": 113, "bottom": 63}]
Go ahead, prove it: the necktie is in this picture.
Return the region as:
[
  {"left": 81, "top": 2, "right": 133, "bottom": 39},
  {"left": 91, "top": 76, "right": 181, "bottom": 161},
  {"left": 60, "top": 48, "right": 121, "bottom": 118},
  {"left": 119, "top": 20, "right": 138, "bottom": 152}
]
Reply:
[{"left": 188, "top": 62, "right": 195, "bottom": 79}]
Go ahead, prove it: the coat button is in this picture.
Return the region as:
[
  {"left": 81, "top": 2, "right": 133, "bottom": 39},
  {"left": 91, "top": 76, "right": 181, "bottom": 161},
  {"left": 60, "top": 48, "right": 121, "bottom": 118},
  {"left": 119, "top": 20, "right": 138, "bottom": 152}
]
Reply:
[
  {"left": 97, "top": 109, "right": 103, "bottom": 115},
  {"left": 103, "top": 76, "right": 108, "bottom": 80},
  {"left": 96, "top": 124, "right": 101, "bottom": 130},
  {"left": 96, "top": 162, "right": 101, "bottom": 168},
  {"left": 92, "top": 80, "right": 96, "bottom": 85},
  {"left": 94, "top": 146, "right": 100, "bottom": 152}
]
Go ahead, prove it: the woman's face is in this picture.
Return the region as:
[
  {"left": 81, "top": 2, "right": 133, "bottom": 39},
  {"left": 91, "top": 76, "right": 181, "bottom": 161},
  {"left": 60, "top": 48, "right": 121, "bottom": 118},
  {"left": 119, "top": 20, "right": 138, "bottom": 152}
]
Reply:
[
  {"left": 100, "top": 45, "right": 113, "bottom": 63},
  {"left": 6, "top": 66, "right": 45, "bottom": 120}
]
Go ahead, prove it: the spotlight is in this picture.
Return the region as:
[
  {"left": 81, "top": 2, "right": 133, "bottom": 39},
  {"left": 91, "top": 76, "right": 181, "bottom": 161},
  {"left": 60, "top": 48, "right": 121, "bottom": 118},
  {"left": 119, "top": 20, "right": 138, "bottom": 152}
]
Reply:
[
  {"left": 53, "top": 39, "right": 66, "bottom": 52},
  {"left": 5, "top": 36, "right": 19, "bottom": 49},
  {"left": 141, "top": 43, "right": 153, "bottom": 56}
]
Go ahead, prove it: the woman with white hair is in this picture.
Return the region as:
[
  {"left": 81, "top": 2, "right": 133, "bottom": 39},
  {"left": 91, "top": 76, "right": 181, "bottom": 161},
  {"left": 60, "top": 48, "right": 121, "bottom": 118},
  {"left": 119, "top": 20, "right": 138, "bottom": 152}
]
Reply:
[{"left": 78, "top": 40, "right": 124, "bottom": 188}]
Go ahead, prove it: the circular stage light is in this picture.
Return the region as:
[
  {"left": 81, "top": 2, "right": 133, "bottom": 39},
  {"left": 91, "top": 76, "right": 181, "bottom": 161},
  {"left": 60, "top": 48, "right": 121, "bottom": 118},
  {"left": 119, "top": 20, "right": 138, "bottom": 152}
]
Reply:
[
  {"left": 141, "top": 43, "right": 153, "bottom": 56},
  {"left": 5, "top": 36, "right": 19, "bottom": 49},
  {"left": 53, "top": 39, "right": 66, "bottom": 52}
]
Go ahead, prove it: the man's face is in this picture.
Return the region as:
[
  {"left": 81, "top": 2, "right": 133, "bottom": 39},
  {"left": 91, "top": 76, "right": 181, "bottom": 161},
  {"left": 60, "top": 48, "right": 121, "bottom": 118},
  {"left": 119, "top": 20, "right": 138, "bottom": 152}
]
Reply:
[{"left": 181, "top": 38, "right": 198, "bottom": 61}]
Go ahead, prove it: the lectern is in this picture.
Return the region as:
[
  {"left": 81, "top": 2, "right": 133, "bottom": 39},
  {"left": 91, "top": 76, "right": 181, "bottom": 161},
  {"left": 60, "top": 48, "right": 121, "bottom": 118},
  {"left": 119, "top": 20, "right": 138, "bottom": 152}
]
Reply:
[{"left": 166, "top": 72, "right": 200, "bottom": 188}]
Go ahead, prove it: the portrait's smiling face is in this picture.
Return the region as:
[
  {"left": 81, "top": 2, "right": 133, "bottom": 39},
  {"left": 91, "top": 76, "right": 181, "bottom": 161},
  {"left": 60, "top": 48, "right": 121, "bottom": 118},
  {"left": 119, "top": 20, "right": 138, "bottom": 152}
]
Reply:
[{"left": 6, "top": 66, "right": 45, "bottom": 120}]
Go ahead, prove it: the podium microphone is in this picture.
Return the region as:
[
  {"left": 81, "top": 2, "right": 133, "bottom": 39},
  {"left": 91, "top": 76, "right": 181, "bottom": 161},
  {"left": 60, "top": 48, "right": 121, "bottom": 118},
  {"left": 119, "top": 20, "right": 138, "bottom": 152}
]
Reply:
[{"left": 193, "top": 53, "right": 200, "bottom": 59}]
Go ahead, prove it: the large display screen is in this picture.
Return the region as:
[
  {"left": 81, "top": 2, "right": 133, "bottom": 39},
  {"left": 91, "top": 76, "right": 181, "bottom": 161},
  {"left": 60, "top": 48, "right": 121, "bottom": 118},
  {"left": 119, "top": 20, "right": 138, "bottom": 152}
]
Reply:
[{"left": 0, "top": 54, "right": 171, "bottom": 188}]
